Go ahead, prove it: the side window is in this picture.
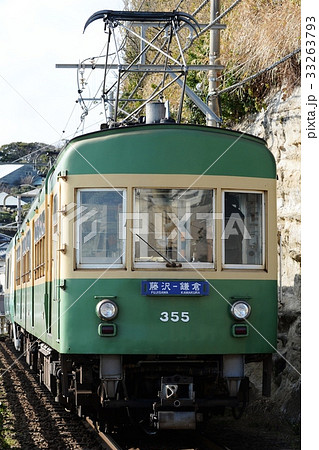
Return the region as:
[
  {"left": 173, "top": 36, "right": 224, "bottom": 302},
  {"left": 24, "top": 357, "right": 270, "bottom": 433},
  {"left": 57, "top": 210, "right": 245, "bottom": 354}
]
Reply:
[
  {"left": 53, "top": 194, "right": 58, "bottom": 231},
  {"left": 34, "top": 211, "right": 46, "bottom": 279},
  {"left": 16, "top": 245, "right": 21, "bottom": 286},
  {"left": 76, "top": 189, "right": 126, "bottom": 268},
  {"left": 5, "top": 257, "right": 10, "bottom": 290},
  {"left": 222, "top": 191, "right": 265, "bottom": 268},
  {"left": 22, "top": 230, "right": 31, "bottom": 283}
]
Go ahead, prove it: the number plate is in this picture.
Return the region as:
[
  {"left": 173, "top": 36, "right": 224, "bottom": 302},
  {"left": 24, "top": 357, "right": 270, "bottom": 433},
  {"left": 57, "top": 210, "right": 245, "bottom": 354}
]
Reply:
[{"left": 141, "top": 280, "right": 209, "bottom": 296}]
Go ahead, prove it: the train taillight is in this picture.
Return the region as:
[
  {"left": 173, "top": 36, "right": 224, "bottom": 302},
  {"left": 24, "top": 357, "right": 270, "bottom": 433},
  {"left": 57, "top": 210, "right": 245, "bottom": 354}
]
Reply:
[
  {"left": 98, "top": 324, "right": 117, "bottom": 336},
  {"left": 232, "top": 324, "right": 249, "bottom": 337}
]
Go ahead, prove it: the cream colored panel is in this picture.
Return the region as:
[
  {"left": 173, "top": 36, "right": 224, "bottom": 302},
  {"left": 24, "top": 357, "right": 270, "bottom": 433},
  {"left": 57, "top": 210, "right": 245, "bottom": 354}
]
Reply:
[{"left": 56, "top": 174, "right": 277, "bottom": 281}]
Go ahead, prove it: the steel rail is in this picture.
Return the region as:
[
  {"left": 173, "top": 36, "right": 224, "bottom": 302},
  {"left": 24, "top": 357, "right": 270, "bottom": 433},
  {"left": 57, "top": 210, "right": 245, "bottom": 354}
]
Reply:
[{"left": 85, "top": 417, "right": 124, "bottom": 450}]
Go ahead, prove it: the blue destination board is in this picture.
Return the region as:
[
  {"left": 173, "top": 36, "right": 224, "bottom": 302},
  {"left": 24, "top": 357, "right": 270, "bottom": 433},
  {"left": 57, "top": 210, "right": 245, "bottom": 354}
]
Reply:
[{"left": 141, "top": 280, "right": 209, "bottom": 296}]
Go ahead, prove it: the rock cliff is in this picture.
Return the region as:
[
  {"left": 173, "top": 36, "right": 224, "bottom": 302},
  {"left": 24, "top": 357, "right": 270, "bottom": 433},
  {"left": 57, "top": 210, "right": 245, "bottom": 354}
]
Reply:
[{"left": 236, "top": 87, "right": 301, "bottom": 424}]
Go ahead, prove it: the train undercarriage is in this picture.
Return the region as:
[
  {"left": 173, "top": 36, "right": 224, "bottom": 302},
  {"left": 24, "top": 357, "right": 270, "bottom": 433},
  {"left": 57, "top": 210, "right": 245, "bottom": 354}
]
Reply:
[{"left": 9, "top": 324, "right": 273, "bottom": 431}]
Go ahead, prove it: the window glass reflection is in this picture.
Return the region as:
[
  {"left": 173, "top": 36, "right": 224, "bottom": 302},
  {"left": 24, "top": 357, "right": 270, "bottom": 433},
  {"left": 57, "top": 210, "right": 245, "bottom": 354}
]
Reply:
[
  {"left": 223, "top": 192, "right": 264, "bottom": 267},
  {"left": 134, "top": 189, "right": 214, "bottom": 266}
]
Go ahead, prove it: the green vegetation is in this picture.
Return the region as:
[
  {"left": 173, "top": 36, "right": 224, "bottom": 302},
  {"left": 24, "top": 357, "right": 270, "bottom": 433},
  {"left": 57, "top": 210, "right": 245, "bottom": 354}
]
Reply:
[
  {"left": 123, "top": 0, "right": 301, "bottom": 126},
  {"left": 0, "top": 209, "right": 16, "bottom": 233},
  {"left": 0, "top": 141, "right": 57, "bottom": 233},
  {"left": 0, "top": 397, "right": 18, "bottom": 448},
  {"left": 0, "top": 141, "right": 58, "bottom": 172}
]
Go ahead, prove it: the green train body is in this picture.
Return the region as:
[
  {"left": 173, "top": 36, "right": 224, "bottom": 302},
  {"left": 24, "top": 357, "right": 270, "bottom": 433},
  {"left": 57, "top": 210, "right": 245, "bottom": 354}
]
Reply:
[{"left": 5, "top": 124, "right": 277, "bottom": 430}]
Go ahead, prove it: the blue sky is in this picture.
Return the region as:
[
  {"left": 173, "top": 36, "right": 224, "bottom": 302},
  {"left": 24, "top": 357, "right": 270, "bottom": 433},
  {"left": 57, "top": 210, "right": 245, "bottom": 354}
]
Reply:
[{"left": 0, "top": 0, "right": 123, "bottom": 147}]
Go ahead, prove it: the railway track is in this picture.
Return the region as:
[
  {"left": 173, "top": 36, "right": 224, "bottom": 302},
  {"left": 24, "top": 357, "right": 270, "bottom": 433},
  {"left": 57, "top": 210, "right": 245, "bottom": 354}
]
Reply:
[
  {"left": 94, "top": 425, "right": 231, "bottom": 450},
  {"left": 85, "top": 418, "right": 124, "bottom": 450},
  {"left": 0, "top": 337, "right": 229, "bottom": 450},
  {"left": 1, "top": 337, "right": 295, "bottom": 449},
  {"left": 0, "top": 338, "right": 105, "bottom": 449}
]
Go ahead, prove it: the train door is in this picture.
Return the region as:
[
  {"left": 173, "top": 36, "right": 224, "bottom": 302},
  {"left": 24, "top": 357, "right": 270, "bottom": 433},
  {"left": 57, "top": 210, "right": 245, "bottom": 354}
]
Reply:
[
  {"left": 5, "top": 251, "right": 15, "bottom": 323},
  {"left": 15, "top": 244, "right": 21, "bottom": 324},
  {"left": 51, "top": 192, "right": 61, "bottom": 340},
  {"left": 31, "top": 221, "right": 35, "bottom": 327},
  {"left": 21, "top": 230, "right": 31, "bottom": 330}
]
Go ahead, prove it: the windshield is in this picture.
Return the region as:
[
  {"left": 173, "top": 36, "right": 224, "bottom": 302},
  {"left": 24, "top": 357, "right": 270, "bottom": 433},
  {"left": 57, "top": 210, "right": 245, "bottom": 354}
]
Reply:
[
  {"left": 76, "top": 189, "right": 126, "bottom": 268},
  {"left": 223, "top": 191, "right": 264, "bottom": 268},
  {"left": 133, "top": 188, "right": 214, "bottom": 267}
]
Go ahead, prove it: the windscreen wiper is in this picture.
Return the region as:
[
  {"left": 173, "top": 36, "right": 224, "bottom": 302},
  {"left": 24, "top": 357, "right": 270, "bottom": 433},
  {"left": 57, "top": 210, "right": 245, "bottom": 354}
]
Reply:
[{"left": 136, "top": 233, "right": 182, "bottom": 268}]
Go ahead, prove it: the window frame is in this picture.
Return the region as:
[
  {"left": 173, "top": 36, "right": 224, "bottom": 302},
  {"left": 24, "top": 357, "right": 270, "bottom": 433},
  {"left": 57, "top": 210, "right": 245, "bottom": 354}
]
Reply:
[
  {"left": 34, "top": 211, "right": 46, "bottom": 279},
  {"left": 222, "top": 190, "right": 266, "bottom": 270},
  {"left": 15, "top": 245, "right": 21, "bottom": 286},
  {"left": 133, "top": 187, "right": 215, "bottom": 270},
  {"left": 75, "top": 188, "right": 126, "bottom": 269},
  {"left": 5, "top": 256, "right": 10, "bottom": 291},
  {"left": 22, "top": 230, "right": 31, "bottom": 283}
]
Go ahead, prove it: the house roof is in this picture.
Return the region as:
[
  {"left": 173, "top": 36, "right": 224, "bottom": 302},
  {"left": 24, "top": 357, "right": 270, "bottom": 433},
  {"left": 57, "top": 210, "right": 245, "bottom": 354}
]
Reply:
[
  {"left": 21, "top": 188, "right": 40, "bottom": 198},
  {"left": 0, "top": 164, "right": 24, "bottom": 178},
  {"left": 0, "top": 233, "right": 11, "bottom": 243}
]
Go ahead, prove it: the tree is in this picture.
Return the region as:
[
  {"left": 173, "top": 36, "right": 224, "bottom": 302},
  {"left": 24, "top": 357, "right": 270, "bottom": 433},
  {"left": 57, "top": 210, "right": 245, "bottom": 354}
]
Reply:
[{"left": 0, "top": 142, "right": 59, "bottom": 177}]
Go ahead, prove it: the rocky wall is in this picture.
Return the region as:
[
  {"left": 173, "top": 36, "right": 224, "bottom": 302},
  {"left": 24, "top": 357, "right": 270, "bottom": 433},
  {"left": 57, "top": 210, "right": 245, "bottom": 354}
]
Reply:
[{"left": 236, "top": 87, "right": 301, "bottom": 424}]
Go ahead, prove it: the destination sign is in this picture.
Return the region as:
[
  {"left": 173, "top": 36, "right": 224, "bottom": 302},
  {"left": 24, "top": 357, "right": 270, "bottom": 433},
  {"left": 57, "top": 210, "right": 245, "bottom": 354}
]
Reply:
[{"left": 141, "top": 280, "right": 209, "bottom": 296}]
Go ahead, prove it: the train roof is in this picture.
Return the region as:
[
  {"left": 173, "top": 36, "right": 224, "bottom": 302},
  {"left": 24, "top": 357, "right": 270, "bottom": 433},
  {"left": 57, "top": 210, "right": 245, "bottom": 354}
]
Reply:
[
  {"left": 51, "top": 123, "right": 276, "bottom": 183},
  {"left": 5, "top": 123, "right": 276, "bottom": 253},
  {"left": 72, "top": 123, "right": 268, "bottom": 146}
]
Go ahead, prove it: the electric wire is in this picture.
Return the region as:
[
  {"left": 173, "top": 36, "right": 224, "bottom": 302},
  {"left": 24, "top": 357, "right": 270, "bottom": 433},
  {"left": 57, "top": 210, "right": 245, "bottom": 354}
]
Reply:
[
  {"left": 60, "top": 102, "right": 77, "bottom": 140},
  {"left": 120, "top": 0, "right": 241, "bottom": 112},
  {"left": 192, "top": 0, "right": 242, "bottom": 42},
  {"left": 72, "top": 0, "right": 208, "bottom": 126},
  {"left": 215, "top": 47, "right": 301, "bottom": 97},
  {"left": 70, "top": 0, "right": 298, "bottom": 133},
  {"left": 119, "top": 0, "right": 298, "bottom": 119},
  {"left": 76, "top": 24, "right": 130, "bottom": 121},
  {"left": 192, "top": 0, "right": 210, "bottom": 17},
  {"left": 118, "top": 0, "right": 209, "bottom": 112},
  {"left": 174, "top": 0, "right": 186, "bottom": 10},
  {"left": 77, "top": 0, "right": 148, "bottom": 117}
]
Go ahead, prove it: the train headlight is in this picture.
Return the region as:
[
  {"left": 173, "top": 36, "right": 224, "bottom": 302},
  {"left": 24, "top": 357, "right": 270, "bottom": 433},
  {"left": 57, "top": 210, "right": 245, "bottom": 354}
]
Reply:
[
  {"left": 231, "top": 301, "right": 251, "bottom": 320},
  {"left": 96, "top": 300, "right": 118, "bottom": 321}
]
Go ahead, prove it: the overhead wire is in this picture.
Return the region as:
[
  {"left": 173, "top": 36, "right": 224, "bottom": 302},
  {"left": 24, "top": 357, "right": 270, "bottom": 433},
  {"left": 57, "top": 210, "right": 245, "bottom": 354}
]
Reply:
[
  {"left": 192, "top": 0, "right": 210, "bottom": 17},
  {"left": 70, "top": 0, "right": 210, "bottom": 127},
  {"left": 188, "top": 0, "right": 243, "bottom": 45},
  {"left": 119, "top": 0, "right": 210, "bottom": 111},
  {"left": 69, "top": 0, "right": 299, "bottom": 132},
  {"left": 116, "top": 1, "right": 242, "bottom": 119},
  {"left": 174, "top": 0, "right": 186, "bottom": 10},
  {"left": 23, "top": 2, "right": 300, "bottom": 175},
  {"left": 215, "top": 47, "right": 301, "bottom": 96},
  {"left": 4, "top": 3, "right": 288, "bottom": 183},
  {"left": 65, "top": 0, "right": 144, "bottom": 133},
  {"left": 75, "top": 18, "right": 133, "bottom": 124},
  {"left": 3, "top": 2, "right": 153, "bottom": 180},
  {"left": 122, "top": 0, "right": 299, "bottom": 118},
  {"left": 59, "top": 102, "right": 77, "bottom": 140}
]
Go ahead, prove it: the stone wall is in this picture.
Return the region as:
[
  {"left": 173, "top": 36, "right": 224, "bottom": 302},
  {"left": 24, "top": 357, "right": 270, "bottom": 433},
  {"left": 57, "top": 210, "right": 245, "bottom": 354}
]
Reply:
[{"left": 236, "top": 87, "right": 301, "bottom": 424}]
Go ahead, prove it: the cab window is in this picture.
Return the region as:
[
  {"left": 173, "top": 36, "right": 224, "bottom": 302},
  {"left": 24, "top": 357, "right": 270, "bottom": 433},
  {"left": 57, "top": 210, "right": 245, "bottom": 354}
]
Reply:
[
  {"left": 76, "top": 189, "right": 126, "bottom": 268},
  {"left": 133, "top": 188, "right": 214, "bottom": 268},
  {"left": 223, "top": 191, "right": 265, "bottom": 268}
]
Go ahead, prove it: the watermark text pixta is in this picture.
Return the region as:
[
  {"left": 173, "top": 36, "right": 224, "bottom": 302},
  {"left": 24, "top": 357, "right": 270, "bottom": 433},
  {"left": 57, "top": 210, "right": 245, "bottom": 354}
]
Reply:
[{"left": 63, "top": 208, "right": 253, "bottom": 245}]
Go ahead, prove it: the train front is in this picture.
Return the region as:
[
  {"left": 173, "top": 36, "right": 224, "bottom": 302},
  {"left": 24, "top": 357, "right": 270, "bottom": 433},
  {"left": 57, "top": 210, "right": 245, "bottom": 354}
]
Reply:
[{"left": 50, "top": 123, "right": 277, "bottom": 430}]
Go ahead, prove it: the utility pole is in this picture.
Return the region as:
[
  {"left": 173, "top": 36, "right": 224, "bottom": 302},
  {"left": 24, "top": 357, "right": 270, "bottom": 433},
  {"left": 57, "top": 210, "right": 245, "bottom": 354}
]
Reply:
[{"left": 207, "top": 0, "right": 221, "bottom": 127}]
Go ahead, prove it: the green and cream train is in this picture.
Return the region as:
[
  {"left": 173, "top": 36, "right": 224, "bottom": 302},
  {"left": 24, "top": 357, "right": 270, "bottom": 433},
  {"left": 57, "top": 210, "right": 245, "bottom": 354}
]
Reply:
[{"left": 5, "top": 122, "right": 277, "bottom": 430}]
